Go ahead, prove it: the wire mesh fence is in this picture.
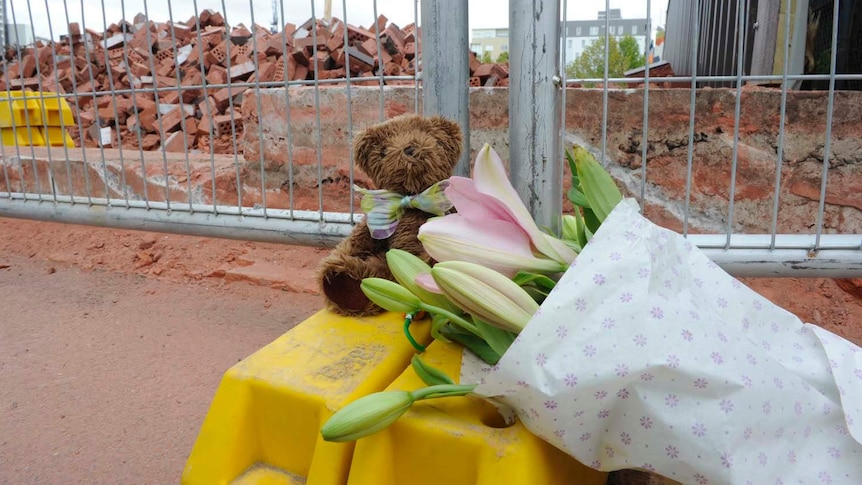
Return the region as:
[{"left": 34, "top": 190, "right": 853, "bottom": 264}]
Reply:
[
  {"left": 0, "top": 0, "right": 431, "bottom": 246},
  {"left": 561, "top": 0, "right": 862, "bottom": 276},
  {"left": 0, "top": 0, "right": 860, "bottom": 277}
]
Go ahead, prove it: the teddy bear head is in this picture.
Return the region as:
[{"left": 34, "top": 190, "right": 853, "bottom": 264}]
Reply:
[{"left": 353, "top": 114, "right": 463, "bottom": 194}]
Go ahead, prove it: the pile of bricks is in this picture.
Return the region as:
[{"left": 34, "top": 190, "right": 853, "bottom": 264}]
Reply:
[{"left": 0, "top": 11, "right": 510, "bottom": 154}]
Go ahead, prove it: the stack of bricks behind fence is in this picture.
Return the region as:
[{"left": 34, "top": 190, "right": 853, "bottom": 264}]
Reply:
[{"left": 0, "top": 11, "right": 510, "bottom": 154}]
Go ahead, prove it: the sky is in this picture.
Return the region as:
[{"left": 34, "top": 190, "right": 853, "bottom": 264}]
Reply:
[{"left": 8, "top": 0, "right": 669, "bottom": 43}]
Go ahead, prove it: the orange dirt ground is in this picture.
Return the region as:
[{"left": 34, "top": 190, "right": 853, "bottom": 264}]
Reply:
[{"left": 1, "top": 216, "right": 861, "bottom": 483}]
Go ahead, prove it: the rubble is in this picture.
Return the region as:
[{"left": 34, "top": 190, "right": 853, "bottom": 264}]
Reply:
[{"left": 0, "top": 11, "right": 510, "bottom": 153}]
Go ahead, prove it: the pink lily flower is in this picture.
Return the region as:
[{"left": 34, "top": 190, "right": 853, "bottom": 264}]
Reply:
[{"left": 418, "top": 144, "right": 577, "bottom": 277}]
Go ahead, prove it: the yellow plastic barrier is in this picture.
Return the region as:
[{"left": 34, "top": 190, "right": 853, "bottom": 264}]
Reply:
[
  {"left": 181, "top": 309, "right": 434, "bottom": 485},
  {"left": 183, "top": 309, "right": 607, "bottom": 485},
  {"left": 347, "top": 340, "right": 608, "bottom": 485},
  {"left": 0, "top": 90, "right": 76, "bottom": 148}
]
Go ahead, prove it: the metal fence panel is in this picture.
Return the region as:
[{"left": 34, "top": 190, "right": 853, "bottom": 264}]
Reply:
[
  {"left": 1, "top": 0, "right": 861, "bottom": 278},
  {"left": 0, "top": 0, "right": 435, "bottom": 246},
  {"left": 556, "top": 0, "right": 862, "bottom": 277}
]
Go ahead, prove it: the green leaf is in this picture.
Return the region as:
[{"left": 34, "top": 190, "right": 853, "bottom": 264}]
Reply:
[
  {"left": 411, "top": 355, "right": 456, "bottom": 386},
  {"left": 473, "top": 318, "right": 517, "bottom": 357},
  {"left": 582, "top": 206, "right": 602, "bottom": 235},
  {"left": 574, "top": 208, "right": 589, "bottom": 248},
  {"left": 522, "top": 285, "right": 550, "bottom": 304},
  {"left": 513, "top": 271, "right": 557, "bottom": 292},
  {"left": 567, "top": 186, "right": 590, "bottom": 208},
  {"left": 440, "top": 326, "right": 502, "bottom": 365},
  {"left": 429, "top": 313, "right": 453, "bottom": 343},
  {"left": 572, "top": 145, "right": 623, "bottom": 223}
]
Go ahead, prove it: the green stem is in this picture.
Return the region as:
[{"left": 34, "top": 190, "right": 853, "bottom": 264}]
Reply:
[
  {"left": 410, "top": 383, "right": 477, "bottom": 401},
  {"left": 402, "top": 313, "right": 426, "bottom": 352},
  {"left": 418, "top": 303, "right": 482, "bottom": 338}
]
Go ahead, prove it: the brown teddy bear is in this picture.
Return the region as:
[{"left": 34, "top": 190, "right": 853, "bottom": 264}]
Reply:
[{"left": 317, "top": 114, "right": 464, "bottom": 316}]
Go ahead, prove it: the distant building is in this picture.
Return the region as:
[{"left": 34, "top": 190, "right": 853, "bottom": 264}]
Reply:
[
  {"left": 562, "top": 9, "right": 649, "bottom": 67},
  {"left": 471, "top": 9, "right": 651, "bottom": 67},
  {"left": 469, "top": 27, "right": 509, "bottom": 61},
  {"left": 5, "top": 24, "right": 34, "bottom": 47}
]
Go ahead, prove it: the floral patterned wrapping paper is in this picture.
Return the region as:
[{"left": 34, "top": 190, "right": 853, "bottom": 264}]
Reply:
[{"left": 461, "top": 199, "right": 862, "bottom": 485}]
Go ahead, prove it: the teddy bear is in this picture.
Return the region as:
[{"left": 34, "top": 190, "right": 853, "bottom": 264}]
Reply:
[{"left": 317, "top": 114, "right": 464, "bottom": 317}]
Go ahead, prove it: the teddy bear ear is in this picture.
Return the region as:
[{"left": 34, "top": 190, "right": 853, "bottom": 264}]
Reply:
[
  {"left": 426, "top": 115, "right": 464, "bottom": 165},
  {"left": 352, "top": 124, "right": 383, "bottom": 178}
]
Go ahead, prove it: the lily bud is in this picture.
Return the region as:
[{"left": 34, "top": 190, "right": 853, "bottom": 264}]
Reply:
[
  {"left": 571, "top": 145, "right": 623, "bottom": 223},
  {"left": 431, "top": 260, "right": 539, "bottom": 333},
  {"left": 385, "top": 249, "right": 460, "bottom": 313},
  {"left": 562, "top": 214, "right": 579, "bottom": 242},
  {"left": 321, "top": 390, "right": 414, "bottom": 442},
  {"left": 360, "top": 278, "right": 422, "bottom": 314}
]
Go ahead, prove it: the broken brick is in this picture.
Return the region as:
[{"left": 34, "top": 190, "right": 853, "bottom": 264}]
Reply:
[{"left": 213, "top": 114, "right": 235, "bottom": 137}]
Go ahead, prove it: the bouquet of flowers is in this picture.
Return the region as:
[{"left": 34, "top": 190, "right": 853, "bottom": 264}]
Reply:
[{"left": 321, "top": 144, "right": 862, "bottom": 484}]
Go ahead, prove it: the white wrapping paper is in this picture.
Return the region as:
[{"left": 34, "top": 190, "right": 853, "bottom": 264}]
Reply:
[{"left": 462, "top": 199, "right": 862, "bottom": 485}]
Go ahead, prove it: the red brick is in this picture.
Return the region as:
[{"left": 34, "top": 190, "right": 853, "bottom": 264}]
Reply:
[
  {"left": 212, "top": 86, "right": 243, "bottom": 111},
  {"left": 140, "top": 133, "right": 160, "bottom": 150},
  {"left": 170, "top": 23, "right": 192, "bottom": 42},
  {"left": 346, "top": 25, "right": 373, "bottom": 44},
  {"left": 130, "top": 62, "right": 150, "bottom": 77},
  {"left": 156, "top": 63, "right": 174, "bottom": 78},
  {"left": 265, "top": 34, "right": 290, "bottom": 56},
  {"left": 229, "top": 60, "right": 255, "bottom": 81},
  {"left": 132, "top": 93, "right": 157, "bottom": 113},
  {"left": 291, "top": 61, "right": 308, "bottom": 82},
  {"left": 383, "top": 24, "right": 405, "bottom": 52},
  {"left": 160, "top": 91, "right": 181, "bottom": 105},
  {"left": 206, "top": 65, "right": 227, "bottom": 85},
  {"left": 159, "top": 105, "right": 185, "bottom": 133},
  {"left": 138, "top": 107, "right": 158, "bottom": 133},
  {"left": 162, "top": 131, "right": 186, "bottom": 152},
  {"left": 197, "top": 116, "right": 214, "bottom": 136},
  {"left": 257, "top": 62, "right": 277, "bottom": 83},
  {"left": 180, "top": 68, "right": 203, "bottom": 100},
  {"left": 374, "top": 14, "right": 387, "bottom": 33},
  {"left": 21, "top": 54, "right": 37, "bottom": 78},
  {"left": 206, "top": 41, "right": 228, "bottom": 66},
  {"left": 213, "top": 114, "right": 236, "bottom": 137},
  {"left": 155, "top": 76, "right": 177, "bottom": 88},
  {"left": 290, "top": 49, "right": 309, "bottom": 67},
  {"left": 198, "top": 96, "right": 216, "bottom": 118},
  {"left": 327, "top": 23, "right": 345, "bottom": 51}
]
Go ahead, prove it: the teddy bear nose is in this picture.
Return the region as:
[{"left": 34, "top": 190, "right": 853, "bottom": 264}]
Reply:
[{"left": 403, "top": 146, "right": 415, "bottom": 156}]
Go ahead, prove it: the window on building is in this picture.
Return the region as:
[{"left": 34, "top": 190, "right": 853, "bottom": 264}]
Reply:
[
  {"left": 501, "top": 45, "right": 508, "bottom": 52},
  {"left": 576, "top": 27, "right": 582, "bottom": 36},
  {"left": 484, "top": 45, "right": 494, "bottom": 52},
  {"left": 632, "top": 25, "right": 638, "bottom": 35},
  {"left": 567, "top": 39, "right": 573, "bottom": 49},
  {"left": 470, "top": 43, "right": 481, "bottom": 54},
  {"left": 581, "top": 39, "right": 586, "bottom": 47},
  {"left": 609, "top": 25, "right": 615, "bottom": 34},
  {"left": 496, "top": 30, "right": 508, "bottom": 37},
  {"left": 589, "top": 26, "right": 598, "bottom": 36}
]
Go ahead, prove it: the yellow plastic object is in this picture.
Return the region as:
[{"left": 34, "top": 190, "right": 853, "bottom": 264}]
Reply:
[
  {"left": 181, "top": 309, "right": 433, "bottom": 485},
  {"left": 0, "top": 126, "right": 45, "bottom": 146},
  {"left": 41, "top": 126, "right": 75, "bottom": 147},
  {"left": 33, "top": 92, "right": 76, "bottom": 127},
  {"left": 0, "top": 90, "right": 43, "bottom": 128},
  {"left": 348, "top": 340, "right": 609, "bottom": 485},
  {"left": 0, "top": 90, "right": 76, "bottom": 147}
]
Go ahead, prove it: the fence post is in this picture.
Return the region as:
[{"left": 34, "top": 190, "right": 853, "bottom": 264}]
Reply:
[
  {"left": 509, "top": 0, "right": 563, "bottom": 237},
  {"left": 420, "top": 0, "right": 471, "bottom": 177}
]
